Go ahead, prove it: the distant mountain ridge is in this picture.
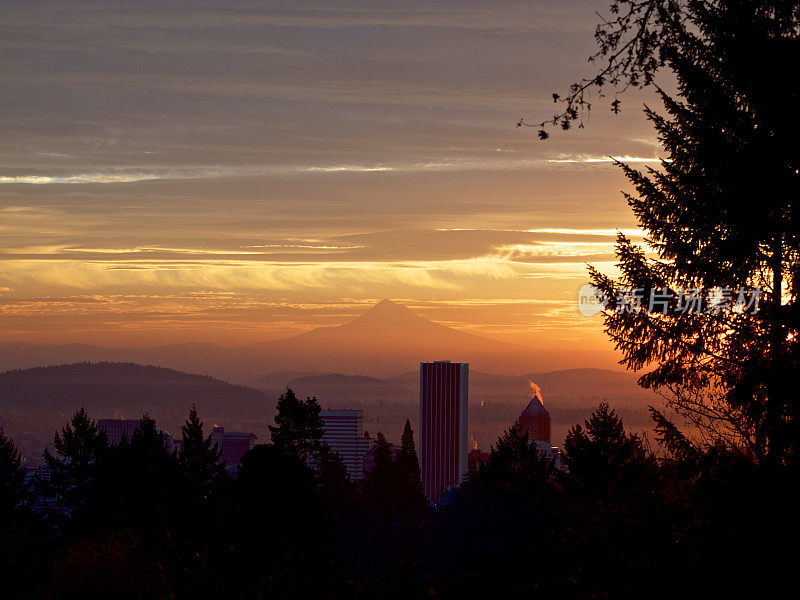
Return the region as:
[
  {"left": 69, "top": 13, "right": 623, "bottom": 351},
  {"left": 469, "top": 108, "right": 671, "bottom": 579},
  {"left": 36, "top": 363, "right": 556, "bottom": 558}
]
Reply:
[
  {"left": 1, "top": 361, "right": 240, "bottom": 387},
  {"left": 0, "top": 300, "right": 619, "bottom": 381},
  {"left": 264, "top": 366, "right": 653, "bottom": 410}
]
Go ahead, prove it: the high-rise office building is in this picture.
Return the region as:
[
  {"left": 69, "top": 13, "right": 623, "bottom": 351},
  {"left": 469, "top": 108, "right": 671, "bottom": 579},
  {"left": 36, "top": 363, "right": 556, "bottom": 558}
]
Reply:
[
  {"left": 97, "top": 418, "right": 141, "bottom": 446},
  {"left": 211, "top": 426, "right": 257, "bottom": 469},
  {"left": 97, "top": 418, "right": 176, "bottom": 453},
  {"left": 517, "top": 396, "right": 565, "bottom": 471},
  {"left": 419, "top": 361, "right": 468, "bottom": 504},
  {"left": 319, "top": 409, "right": 371, "bottom": 481}
]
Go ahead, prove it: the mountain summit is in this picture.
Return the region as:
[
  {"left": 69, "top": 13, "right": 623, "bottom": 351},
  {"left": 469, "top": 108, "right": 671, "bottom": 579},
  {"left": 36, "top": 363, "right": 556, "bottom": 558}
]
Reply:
[
  {"left": 283, "top": 299, "right": 495, "bottom": 350},
  {"left": 0, "top": 300, "right": 611, "bottom": 379},
  {"left": 244, "top": 299, "right": 541, "bottom": 376},
  {"left": 345, "top": 299, "right": 431, "bottom": 327},
  {"left": 328, "top": 299, "right": 462, "bottom": 335},
  {"left": 367, "top": 298, "right": 409, "bottom": 313}
]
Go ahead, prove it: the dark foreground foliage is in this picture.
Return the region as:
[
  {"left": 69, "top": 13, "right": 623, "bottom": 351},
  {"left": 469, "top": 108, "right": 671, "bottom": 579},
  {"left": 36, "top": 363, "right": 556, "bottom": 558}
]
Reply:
[{"left": 1, "top": 398, "right": 796, "bottom": 599}]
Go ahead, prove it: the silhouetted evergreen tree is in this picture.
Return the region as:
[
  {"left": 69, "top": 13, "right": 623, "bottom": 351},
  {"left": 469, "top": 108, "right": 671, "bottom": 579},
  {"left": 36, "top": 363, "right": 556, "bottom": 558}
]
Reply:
[
  {"left": 66, "top": 415, "right": 220, "bottom": 598},
  {"left": 581, "top": 1, "right": 800, "bottom": 467},
  {"left": 548, "top": 3, "right": 800, "bottom": 594},
  {"left": 560, "top": 404, "right": 674, "bottom": 599},
  {"left": 363, "top": 432, "right": 394, "bottom": 512},
  {"left": 0, "top": 427, "right": 28, "bottom": 512},
  {"left": 314, "top": 444, "right": 350, "bottom": 491},
  {"left": 372, "top": 431, "right": 392, "bottom": 473},
  {"left": 461, "top": 422, "right": 555, "bottom": 503},
  {"left": 563, "top": 402, "right": 656, "bottom": 495},
  {"left": 42, "top": 406, "right": 108, "bottom": 516},
  {"left": 393, "top": 420, "right": 425, "bottom": 512},
  {"left": 430, "top": 424, "right": 559, "bottom": 599},
  {"left": 84, "top": 415, "right": 185, "bottom": 527},
  {"left": 179, "top": 405, "right": 224, "bottom": 500},
  {"left": 311, "top": 444, "right": 357, "bottom": 540},
  {"left": 269, "top": 388, "right": 325, "bottom": 461},
  {"left": 31, "top": 412, "right": 206, "bottom": 598},
  {"left": 229, "top": 443, "right": 341, "bottom": 597},
  {"left": 351, "top": 430, "right": 431, "bottom": 598},
  {"left": 0, "top": 427, "right": 44, "bottom": 600}
]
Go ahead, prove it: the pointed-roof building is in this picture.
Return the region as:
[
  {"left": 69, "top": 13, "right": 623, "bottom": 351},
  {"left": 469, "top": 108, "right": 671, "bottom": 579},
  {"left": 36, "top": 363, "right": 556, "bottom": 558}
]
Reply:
[{"left": 518, "top": 395, "right": 551, "bottom": 444}]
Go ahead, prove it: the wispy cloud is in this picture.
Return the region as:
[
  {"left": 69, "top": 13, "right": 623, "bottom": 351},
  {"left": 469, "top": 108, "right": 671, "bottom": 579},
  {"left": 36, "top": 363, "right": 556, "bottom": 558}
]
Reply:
[
  {"left": 547, "top": 155, "right": 666, "bottom": 164},
  {"left": 0, "top": 165, "right": 393, "bottom": 185},
  {"left": 304, "top": 165, "right": 393, "bottom": 173},
  {"left": 243, "top": 243, "right": 366, "bottom": 250},
  {"left": 0, "top": 0, "right": 651, "bottom": 352},
  {"left": 493, "top": 242, "right": 615, "bottom": 261},
  {"left": 528, "top": 228, "right": 646, "bottom": 237},
  {"left": 0, "top": 173, "right": 161, "bottom": 184},
  {"left": 0, "top": 155, "right": 667, "bottom": 185}
]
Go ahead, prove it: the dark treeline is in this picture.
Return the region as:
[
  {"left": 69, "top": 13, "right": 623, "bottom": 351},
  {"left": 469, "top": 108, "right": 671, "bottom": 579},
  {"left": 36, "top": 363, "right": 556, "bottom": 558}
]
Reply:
[{"left": 0, "top": 388, "right": 795, "bottom": 599}]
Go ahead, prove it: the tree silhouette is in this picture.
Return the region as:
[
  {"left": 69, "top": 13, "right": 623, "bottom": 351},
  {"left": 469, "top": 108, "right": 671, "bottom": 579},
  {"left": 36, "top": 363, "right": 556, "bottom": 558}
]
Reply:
[
  {"left": 0, "top": 427, "right": 43, "bottom": 600},
  {"left": 394, "top": 420, "right": 425, "bottom": 511},
  {"left": 43, "top": 406, "right": 108, "bottom": 515},
  {"left": 464, "top": 422, "right": 553, "bottom": 498},
  {"left": 179, "top": 405, "right": 223, "bottom": 500},
  {"left": 43, "top": 413, "right": 215, "bottom": 598},
  {"left": 230, "top": 443, "right": 332, "bottom": 597},
  {"left": 564, "top": 402, "right": 656, "bottom": 495},
  {"left": 533, "top": 1, "right": 799, "bottom": 135},
  {"left": 86, "top": 415, "right": 186, "bottom": 530},
  {"left": 314, "top": 444, "right": 350, "bottom": 489},
  {"left": 362, "top": 432, "right": 394, "bottom": 512},
  {"left": 0, "top": 427, "right": 28, "bottom": 512},
  {"left": 269, "top": 388, "right": 325, "bottom": 461},
  {"left": 432, "top": 423, "right": 560, "bottom": 599},
  {"left": 583, "top": 1, "right": 800, "bottom": 466},
  {"left": 561, "top": 404, "right": 672, "bottom": 598}
]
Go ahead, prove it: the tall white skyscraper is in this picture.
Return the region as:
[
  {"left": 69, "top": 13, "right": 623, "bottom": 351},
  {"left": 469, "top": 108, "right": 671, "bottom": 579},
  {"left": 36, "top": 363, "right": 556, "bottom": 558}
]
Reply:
[
  {"left": 319, "top": 409, "right": 370, "bottom": 481},
  {"left": 419, "top": 361, "right": 468, "bottom": 504}
]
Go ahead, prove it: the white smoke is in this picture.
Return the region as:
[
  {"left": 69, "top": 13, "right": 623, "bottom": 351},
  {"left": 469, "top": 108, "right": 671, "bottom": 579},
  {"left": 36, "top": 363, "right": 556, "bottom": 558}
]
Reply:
[{"left": 527, "top": 380, "right": 544, "bottom": 406}]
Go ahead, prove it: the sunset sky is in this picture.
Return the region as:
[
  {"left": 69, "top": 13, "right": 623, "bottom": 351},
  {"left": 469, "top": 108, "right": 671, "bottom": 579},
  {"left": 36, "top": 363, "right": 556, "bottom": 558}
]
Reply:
[{"left": 1, "top": 1, "right": 663, "bottom": 362}]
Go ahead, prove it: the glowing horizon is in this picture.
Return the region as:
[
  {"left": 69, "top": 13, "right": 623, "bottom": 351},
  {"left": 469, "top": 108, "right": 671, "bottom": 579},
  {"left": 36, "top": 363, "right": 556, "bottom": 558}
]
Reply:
[{"left": 0, "top": 1, "right": 657, "bottom": 367}]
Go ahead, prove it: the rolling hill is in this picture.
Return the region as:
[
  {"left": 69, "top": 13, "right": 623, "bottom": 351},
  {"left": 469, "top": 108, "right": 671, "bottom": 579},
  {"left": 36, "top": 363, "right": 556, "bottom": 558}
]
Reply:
[
  {"left": 254, "top": 366, "right": 652, "bottom": 409},
  {"left": 0, "top": 362, "right": 275, "bottom": 463}
]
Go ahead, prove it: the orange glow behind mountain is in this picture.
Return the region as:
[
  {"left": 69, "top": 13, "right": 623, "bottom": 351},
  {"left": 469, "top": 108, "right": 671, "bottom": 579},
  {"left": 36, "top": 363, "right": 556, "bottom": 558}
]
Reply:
[{"left": 0, "top": 300, "right": 621, "bottom": 381}]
